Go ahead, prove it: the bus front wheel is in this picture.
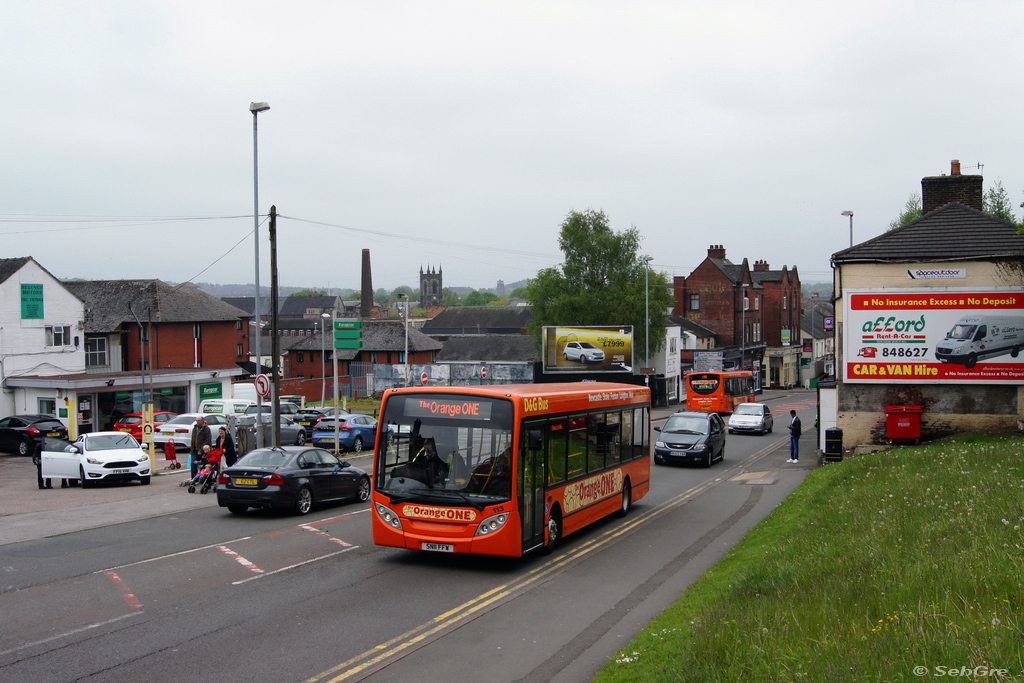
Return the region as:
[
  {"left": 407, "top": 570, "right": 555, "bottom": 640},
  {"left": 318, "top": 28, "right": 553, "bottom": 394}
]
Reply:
[{"left": 542, "top": 508, "right": 562, "bottom": 555}]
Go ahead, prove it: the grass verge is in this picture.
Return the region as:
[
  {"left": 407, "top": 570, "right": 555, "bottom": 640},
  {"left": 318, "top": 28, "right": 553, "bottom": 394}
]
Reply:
[{"left": 595, "top": 435, "right": 1024, "bottom": 682}]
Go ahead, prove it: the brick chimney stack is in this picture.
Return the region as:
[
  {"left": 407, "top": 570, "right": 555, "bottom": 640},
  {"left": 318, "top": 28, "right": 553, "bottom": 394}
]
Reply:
[
  {"left": 360, "top": 249, "right": 373, "bottom": 319},
  {"left": 707, "top": 244, "right": 726, "bottom": 259},
  {"left": 753, "top": 259, "right": 770, "bottom": 272},
  {"left": 921, "top": 159, "right": 983, "bottom": 213}
]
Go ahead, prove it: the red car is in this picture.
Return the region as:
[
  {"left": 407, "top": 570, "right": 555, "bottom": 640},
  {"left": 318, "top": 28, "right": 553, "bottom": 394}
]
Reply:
[{"left": 113, "top": 412, "right": 178, "bottom": 441}]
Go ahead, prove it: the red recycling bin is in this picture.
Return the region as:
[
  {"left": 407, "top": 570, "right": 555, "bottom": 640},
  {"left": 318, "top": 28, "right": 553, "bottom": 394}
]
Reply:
[{"left": 885, "top": 405, "right": 922, "bottom": 444}]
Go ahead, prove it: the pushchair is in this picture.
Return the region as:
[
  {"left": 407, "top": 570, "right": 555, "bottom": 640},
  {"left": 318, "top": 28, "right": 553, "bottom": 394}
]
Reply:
[{"left": 187, "top": 448, "right": 223, "bottom": 494}]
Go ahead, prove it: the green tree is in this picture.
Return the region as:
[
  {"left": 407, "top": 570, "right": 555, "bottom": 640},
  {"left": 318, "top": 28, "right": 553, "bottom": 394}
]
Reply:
[
  {"left": 288, "top": 289, "right": 328, "bottom": 297},
  {"left": 887, "top": 193, "right": 922, "bottom": 231},
  {"left": 462, "top": 290, "right": 500, "bottom": 306},
  {"left": 984, "top": 179, "right": 1018, "bottom": 223},
  {"left": 526, "top": 209, "right": 673, "bottom": 359},
  {"left": 441, "top": 288, "right": 461, "bottom": 306}
]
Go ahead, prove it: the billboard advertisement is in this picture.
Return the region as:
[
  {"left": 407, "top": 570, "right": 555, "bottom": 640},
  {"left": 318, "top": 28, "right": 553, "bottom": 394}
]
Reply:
[
  {"left": 844, "top": 288, "right": 1024, "bottom": 384},
  {"left": 542, "top": 326, "right": 634, "bottom": 374}
]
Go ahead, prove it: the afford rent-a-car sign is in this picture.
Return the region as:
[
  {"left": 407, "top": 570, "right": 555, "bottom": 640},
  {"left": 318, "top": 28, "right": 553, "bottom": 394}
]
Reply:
[{"left": 844, "top": 288, "right": 1024, "bottom": 384}]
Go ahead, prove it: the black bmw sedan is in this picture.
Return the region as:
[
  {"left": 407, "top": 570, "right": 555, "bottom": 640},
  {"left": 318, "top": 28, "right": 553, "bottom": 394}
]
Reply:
[{"left": 216, "top": 446, "right": 370, "bottom": 515}]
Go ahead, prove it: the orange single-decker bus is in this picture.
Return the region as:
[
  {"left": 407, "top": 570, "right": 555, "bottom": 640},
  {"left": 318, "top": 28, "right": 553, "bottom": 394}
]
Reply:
[
  {"left": 686, "top": 371, "right": 755, "bottom": 412},
  {"left": 371, "top": 382, "right": 651, "bottom": 557}
]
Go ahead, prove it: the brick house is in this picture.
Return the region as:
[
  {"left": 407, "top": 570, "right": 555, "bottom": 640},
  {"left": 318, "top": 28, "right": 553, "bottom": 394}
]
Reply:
[
  {"left": 673, "top": 245, "right": 802, "bottom": 387},
  {"left": 831, "top": 161, "right": 1024, "bottom": 447}
]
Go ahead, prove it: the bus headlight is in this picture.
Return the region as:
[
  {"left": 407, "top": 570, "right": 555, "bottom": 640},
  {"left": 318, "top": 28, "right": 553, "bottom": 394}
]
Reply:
[
  {"left": 475, "top": 512, "right": 509, "bottom": 536},
  {"left": 375, "top": 502, "right": 403, "bottom": 530}
]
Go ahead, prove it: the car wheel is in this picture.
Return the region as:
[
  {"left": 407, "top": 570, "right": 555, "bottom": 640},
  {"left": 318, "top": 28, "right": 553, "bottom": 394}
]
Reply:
[
  {"left": 768, "top": 423, "right": 773, "bottom": 433},
  {"left": 295, "top": 486, "right": 313, "bottom": 515},
  {"left": 704, "top": 448, "right": 713, "bottom": 468},
  {"left": 356, "top": 476, "right": 370, "bottom": 502},
  {"left": 718, "top": 444, "right": 725, "bottom": 462},
  {"left": 140, "top": 476, "right": 151, "bottom": 485},
  {"left": 18, "top": 438, "right": 32, "bottom": 457},
  {"left": 615, "top": 480, "right": 632, "bottom": 518},
  {"left": 80, "top": 466, "right": 93, "bottom": 489},
  {"left": 541, "top": 507, "right": 562, "bottom": 555},
  {"left": 227, "top": 504, "right": 248, "bottom": 514},
  {"left": 1013, "top": 346, "right": 1021, "bottom": 358},
  {"left": 965, "top": 353, "right": 978, "bottom": 369},
  {"left": 295, "top": 430, "right": 306, "bottom": 446},
  {"left": 353, "top": 436, "right": 363, "bottom": 452}
]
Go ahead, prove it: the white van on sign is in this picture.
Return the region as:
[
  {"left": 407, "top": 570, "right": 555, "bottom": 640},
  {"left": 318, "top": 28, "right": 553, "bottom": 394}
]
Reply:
[{"left": 935, "top": 315, "right": 1024, "bottom": 368}]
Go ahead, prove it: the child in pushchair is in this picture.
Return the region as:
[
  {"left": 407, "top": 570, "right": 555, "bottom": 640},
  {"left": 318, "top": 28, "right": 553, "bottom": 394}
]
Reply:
[{"left": 187, "top": 445, "right": 223, "bottom": 494}]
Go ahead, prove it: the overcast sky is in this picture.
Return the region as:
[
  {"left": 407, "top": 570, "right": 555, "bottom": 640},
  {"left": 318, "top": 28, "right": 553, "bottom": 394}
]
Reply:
[{"left": 4, "top": 1, "right": 1023, "bottom": 293}]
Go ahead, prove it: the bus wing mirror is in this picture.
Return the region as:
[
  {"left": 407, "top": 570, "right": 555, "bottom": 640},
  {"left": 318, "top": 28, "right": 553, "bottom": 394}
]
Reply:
[{"left": 528, "top": 430, "right": 543, "bottom": 450}]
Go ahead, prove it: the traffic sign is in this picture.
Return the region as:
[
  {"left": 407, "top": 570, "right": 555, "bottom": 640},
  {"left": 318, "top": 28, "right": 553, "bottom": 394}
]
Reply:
[
  {"left": 335, "top": 319, "right": 364, "bottom": 349},
  {"left": 255, "top": 373, "right": 271, "bottom": 397},
  {"left": 421, "top": 372, "right": 428, "bottom": 385},
  {"left": 481, "top": 366, "right": 487, "bottom": 379}
]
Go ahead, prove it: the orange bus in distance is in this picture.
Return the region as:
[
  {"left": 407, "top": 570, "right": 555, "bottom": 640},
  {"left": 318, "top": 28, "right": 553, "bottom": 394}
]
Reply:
[
  {"left": 686, "top": 371, "right": 755, "bottom": 413},
  {"left": 371, "top": 382, "right": 651, "bottom": 557}
]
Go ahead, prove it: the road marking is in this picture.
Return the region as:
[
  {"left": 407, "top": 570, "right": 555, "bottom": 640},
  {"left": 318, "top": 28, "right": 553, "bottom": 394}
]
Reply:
[
  {"left": 231, "top": 546, "right": 358, "bottom": 585},
  {"left": 96, "top": 536, "right": 252, "bottom": 573},
  {"left": 300, "top": 524, "right": 353, "bottom": 547},
  {"left": 217, "top": 546, "right": 264, "bottom": 574},
  {"left": 104, "top": 571, "right": 143, "bottom": 609},
  {"left": 0, "top": 612, "right": 142, "bottom": 657}
]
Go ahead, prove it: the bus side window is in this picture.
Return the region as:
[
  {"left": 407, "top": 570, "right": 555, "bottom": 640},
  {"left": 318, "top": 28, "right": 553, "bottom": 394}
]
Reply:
[
  {"left": 547, "top": 419, "right": 567, "bottom": 485},
  {"left": 605, "top": 411, "right": 621, "bottom": 466},
  {"left": 567, "top": 416, "right": 587, "bottom": 478},
  {"left": 620, "top": 409, "right": 634, "bottom": 461},
  {"left": 587, "top": 414, "right": 607, "bottom": 472}
]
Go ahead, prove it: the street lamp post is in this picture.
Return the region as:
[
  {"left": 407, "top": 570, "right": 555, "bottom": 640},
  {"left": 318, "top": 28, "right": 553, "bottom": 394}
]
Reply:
[
  {"left": 250, "top": 101, "right": 269, "bottom": 448},
  {"left": 740, "top": 283, "right": 750, "bottom": 371},
  {"left": 398, "top": 294, "right": 410, "bottom": 387},
  {"left": 319, "top": 312, "right": 330, "bottom": 405},
  {"left": 643, "top": 256, "right": 653, "bottom": 384},
  {"left": 841, "top": 210, "right": 854, "bottom": 247}
]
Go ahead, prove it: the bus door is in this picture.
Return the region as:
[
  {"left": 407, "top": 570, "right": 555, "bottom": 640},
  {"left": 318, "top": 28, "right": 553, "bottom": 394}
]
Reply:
[{"left": 519, "top": 423, "right": 546, "bottom": 552}]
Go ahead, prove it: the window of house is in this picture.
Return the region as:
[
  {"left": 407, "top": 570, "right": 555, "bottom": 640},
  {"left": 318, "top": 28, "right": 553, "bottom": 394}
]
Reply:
[
  {"left": 783, "top": 295, "right": 788, "bottom": 310},
  {"left": 669, "top": 337, "right": 677, "bottom": 353},
  {"left": 755, "top": 295, "right": 760, "bottom": 311},
  {"left": 47, "top": 325, "right": 72, "bottom": 347},
  {"left": 689, "top": 294, "right": 700, "bottom": 311},
  {"left": 743, "top": 293, "right": 749, "bottom": 311},
  {"left": 85, "top": 337, "right": 108, "bottom": 367},
  {"left": 236, "top": 320, "right": 243, "bottom": 332},
  {"left": 297, "top": 351, "right": 305, "bottom": 363},
  {"left": 237, "top": 342, "right": 244, "bottom": 357},
  {"left": 39, "top": 398, "right": 57, "bottom": 415}
]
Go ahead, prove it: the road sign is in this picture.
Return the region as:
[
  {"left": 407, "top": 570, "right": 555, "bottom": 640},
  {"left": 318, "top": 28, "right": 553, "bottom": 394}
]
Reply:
[
  {"left": 481, "top": 366, "right": 487, "bottom": 379},
  {"left": 255, "top": 373, "right": 271, "bottom": 397},
  {"left": 335, "top": 319, "right": 364, "bottom": 349},
  {"left": 142, "top": 422, "right": 154, "bottom": 443},
  {"left": 421, "top": 372, "right": 428, "bottom": 385}
]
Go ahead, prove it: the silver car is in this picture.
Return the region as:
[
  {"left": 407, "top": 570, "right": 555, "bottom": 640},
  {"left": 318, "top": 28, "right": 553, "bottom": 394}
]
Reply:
[
  {"left": 727, "top": 403, "right": 774, "bottom": 435},
  {"left": 563, "top": 341, "right": 605, "bottom": 363}
]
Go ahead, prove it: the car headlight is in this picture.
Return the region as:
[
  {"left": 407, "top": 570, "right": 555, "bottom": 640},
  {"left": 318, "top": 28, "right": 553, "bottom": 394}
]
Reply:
[
  {"left": 138, "top": 454, "right": 150, "bottom": 463},
  {"left": 692, "top": 443, "right": 707, "bottom": 451},
  {"left": 475, "top": 512, "right": 509, "bottom": 536},
  {"left": 86, "top": 457, "right": 103, "bottom": 465},
  {"left": 655, "top": 440, "right": 666, "bottom": 448}
]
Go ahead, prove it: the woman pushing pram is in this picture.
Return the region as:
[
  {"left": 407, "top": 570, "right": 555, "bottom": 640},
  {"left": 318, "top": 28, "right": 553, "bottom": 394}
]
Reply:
[{"left": 185, "top": 445, "right": 223, "bottom": 494}]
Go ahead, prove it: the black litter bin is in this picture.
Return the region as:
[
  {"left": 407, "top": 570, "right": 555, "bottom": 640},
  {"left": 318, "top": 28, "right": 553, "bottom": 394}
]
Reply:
[{"left": 824, "top": 427, "right": 843, "bottom": 463}]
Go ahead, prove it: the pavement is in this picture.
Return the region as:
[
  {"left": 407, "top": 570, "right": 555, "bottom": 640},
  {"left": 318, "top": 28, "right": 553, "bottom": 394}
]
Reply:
[{"left": 0, "top": 389, "right": 818, "bottom": 547}]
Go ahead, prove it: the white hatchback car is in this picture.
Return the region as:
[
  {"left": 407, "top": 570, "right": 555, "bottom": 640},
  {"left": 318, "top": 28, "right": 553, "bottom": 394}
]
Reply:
[
  {"left": 727, "top": 403, "right": 774, "bottom": 435},
  {"left": 563, "top": 341, "right": 606, "bottom": 364},
  {"left": 152, "top": 413, "right": 231, "bottom": 451},
  {"left": 41, "top": 431, "right": 152, "bottom": 487}
]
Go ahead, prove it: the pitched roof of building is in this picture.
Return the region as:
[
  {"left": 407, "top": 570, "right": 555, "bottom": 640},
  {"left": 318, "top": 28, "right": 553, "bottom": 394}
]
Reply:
[
  {"left": 420, "top": 306, "right": 532, "bottom": 334},
  {"left": 668, "top": 314, "right": 718, "bottom": 339},
  {"left": 833, "top": 202, "right": 1024, "bottom": 263},
  {"left": 435, "top": 335, "right": 539, "bottom": 363},
  {"left": 0, "top": 257, "right": 32, "bottom": 285},
  {"left": 287, "top": 320, "right": 443, "bottom": 359},
  {"left": 65, "top": 280, "right": 249, "bottom": 333},
  {"left": 221, "top": 296, "right": 274, "bottom": 316},
  {"left": 278, "top": 295, "right": 345, "bottom": 317}
]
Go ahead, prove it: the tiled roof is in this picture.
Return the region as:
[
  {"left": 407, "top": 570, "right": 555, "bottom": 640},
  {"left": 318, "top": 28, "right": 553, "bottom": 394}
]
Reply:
[
  {"left": 65, "top": 280, "right": 249, "bottom": 333},
  {"left": 0, "top": 257, "right": 31, "bottom": 285},
  {"left": 287, "top": 320, "right": 443, "bottom": 358},
  {"left": 668, "top": 314, "right": 718, "bottom": 339},
  {"left": 421, "top": 306, "right": 532, "bottom": 334},
  {"left": 435, "top": 335, "right": 539, "bottom": 363},
  {"left": 833, "top": 202, "right": 1024, "bottom": 263}
]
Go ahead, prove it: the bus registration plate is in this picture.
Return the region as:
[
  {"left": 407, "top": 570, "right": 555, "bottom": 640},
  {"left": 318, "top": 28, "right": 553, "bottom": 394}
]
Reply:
[{"left": 422, "top": 542, "right": 454, "bottom": 553}]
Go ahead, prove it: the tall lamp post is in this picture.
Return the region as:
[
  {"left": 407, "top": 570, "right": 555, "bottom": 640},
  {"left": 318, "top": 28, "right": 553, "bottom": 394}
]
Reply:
[
  {"left": 320, "top": 312, "right": 330, "bottom": 405},
  {"left": 250, "top": 101, "right": 269, "bottom": 448},
  {"left": 643, "top": 255, "right": 653, "bottom": 384},
  {"left": 740, "top": 282, "right": 750, "bottom": 371},
  {"left": 841, "top": 210, "right": 854, "bottom": 247},
  {"left": 398, "top": 294, "right": 410, "bottom": 387}
]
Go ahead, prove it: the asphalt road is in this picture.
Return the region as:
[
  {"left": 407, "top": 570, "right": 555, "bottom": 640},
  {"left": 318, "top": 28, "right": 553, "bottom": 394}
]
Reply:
[{"left": 0, "top": 391, "right": 819, "bottom": 683}]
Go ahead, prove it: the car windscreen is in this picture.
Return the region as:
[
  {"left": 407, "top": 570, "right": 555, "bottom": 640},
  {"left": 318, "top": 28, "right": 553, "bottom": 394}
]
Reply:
[
  {"left": 236, "top": 449, "right": 292, "bottom": 468},
  {"left": 663, "top": 416, "right": 710, "bottom": 435},
  {"left": 162, "top": 415, "right": 197, "bottom": 426},
  {"left": 733, "top": 404, "right": 762, "bottom": 415},
  {"left": 84, "top": 433, "right": 140, "bottom": 450}
]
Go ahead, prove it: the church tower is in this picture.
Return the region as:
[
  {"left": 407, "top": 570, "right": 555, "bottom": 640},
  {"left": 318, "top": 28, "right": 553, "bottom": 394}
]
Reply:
[{"left": 420, "top": 265, "right": 442, "bottom": 307}]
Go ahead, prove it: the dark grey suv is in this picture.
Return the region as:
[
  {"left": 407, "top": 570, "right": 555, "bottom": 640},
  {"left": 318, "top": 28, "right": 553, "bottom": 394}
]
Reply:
[{"left": 653, "top": 411, "right": 726, "bottom": 468}]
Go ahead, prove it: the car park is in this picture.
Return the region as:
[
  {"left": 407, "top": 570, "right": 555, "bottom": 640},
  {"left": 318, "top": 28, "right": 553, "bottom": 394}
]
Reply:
[
  {"left": 152, "top": 413, "right": 230, "bottom": 451},
  {"left": 562, "top": 341, "right": 605, "bottom": 364},
  {"left": 727, "top": 403, "right": 774, "bottom": 435},
  {"left": 653, "top": 410, "right": 726, "bottom": 467},
  {"left": 0, "top": 415, "right": 69, "bottom": 456},
  {"left": 112, "top": 411, "right": 178, "bottom": 442},
  {"left": 216, "top": 446, "right": 371, "bottom": 515},
  {"left": 295, "top": 408, "right": 330, "bottom": 431},
  {"left": 244, "top": 403, "right": 301, "bottom": 417},
  {"left": 311, "top": 414, "right": 378, "bottom": 452},
  {"left": 41, "top": 431, "right": 152, "bottom": 487}
]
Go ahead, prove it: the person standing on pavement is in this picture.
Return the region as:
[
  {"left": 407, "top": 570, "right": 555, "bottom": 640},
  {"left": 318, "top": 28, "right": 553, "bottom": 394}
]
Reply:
[
  {"left": 190, "top": 416, "right": 212, "bottom": 478},
  {"left": 787, "top": 410, "right": 801, "bottom": 463},
  {"left": 32, "top": 435, "right": 52, "bottom": 489},
  {"left": 217, "top": 426, "right": 237, "bottom": 467}
]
